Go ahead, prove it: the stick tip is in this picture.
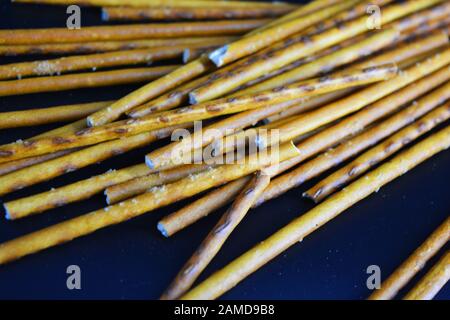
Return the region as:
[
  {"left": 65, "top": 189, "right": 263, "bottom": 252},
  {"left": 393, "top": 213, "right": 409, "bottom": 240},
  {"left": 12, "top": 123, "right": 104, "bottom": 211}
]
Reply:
[
  {"left": 145, "top": 156, "right": 155, "bottom": 169},
  {"left": 208, "top": 45, "right": 228, "bottom": 67},
  {"left": 302, "top": 191, "right": 318, "bottom": 203},
  {"left": 3, "top": 204, "right": 12, "bottom": 220},
  {"left": 157, "top": 222, "right": 169, "bottom": 238},
  {"left": 101, "top": 9, "right": 109, "bottom": 21},
  {"left": 86, "top": 116, "right": 95, "bottom": 128},
  {"left": 188, "top": 92, "right": 198, "bottom": 105}
]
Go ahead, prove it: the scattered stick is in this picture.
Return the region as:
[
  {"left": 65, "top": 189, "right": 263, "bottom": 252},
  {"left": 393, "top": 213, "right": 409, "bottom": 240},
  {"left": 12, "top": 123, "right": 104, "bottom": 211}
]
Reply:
[
  {"left": 369, "top": 217, "right": 450, "bottom": 300},
  {"left": 102, "top": 5, "right": 292, "bottom": 21},
  {"left": 0, "top": 65, "right": 394, "bottom": 163},
  {"left": 0, "top": 66, "right": 177, "bottom": 97},
  {"left": 161, "top": 171, "right": 270, "bottom": 300},
  {"left": 0, "top": 101, "right": 112, "bottom": 129},
  {"left": 403, "top": 251, "right": 450, "bottom": 300},
  {"left": 305, "top": 100, "right": 450, "bottom": 202},
  {"left": 0, "top": 19, "right": 268, "bottom": 45},
  {"left": 180, "top": 125, "right": 450, "bottom": 300},
  {"left": 0, "top": 36, "right": 237, "bottom": 56},
  {"left": 0, "top": 142, "right": 300, "bottom": 264},
  {"left": 191, "top": 0, "right": 443, "bottom": 102}
]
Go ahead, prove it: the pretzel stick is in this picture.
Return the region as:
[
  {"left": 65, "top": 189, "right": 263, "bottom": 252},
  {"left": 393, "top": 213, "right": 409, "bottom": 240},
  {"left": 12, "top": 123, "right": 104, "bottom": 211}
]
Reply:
[
  {"left": 0, "top": 123, "right": 188, "bottom": 199},
  {"left": 0, "top": 65, "right": 393, "bottom": 164},
  {"left": 0, "top": 150, "right": 73, "bottom": 176},
  {"left": 102, "top": 6, "right": 292, "bottom": 21},
  {"left": 0, "top": 101, "right": 112, "bottom": 129},
  {"left": 0, "top": 20, "right": 268, "bottom": 45},
  {"left": 0, "top": 66, "right": 177, "bottom": 97},
  {"left": 0, "top": 45, "right": 195, "bottom": 80},
  {"left": 14, "top": 0, "right": 290, "bottom": 9},
  {"left": 206, "top": 0, "right": 361, "bottom": 68},
  {"left": 105, "top": 163, "right": 213, "bottom": 205},
  {"left": 161, "top": 171, "right": 270, "bottom": 300},
  {"left": 191, "top": 0, "right": 444, "bottom": 102},
  {"left": 236, "top": 28, "right": 399, "bottom": 96},
  {"left": 163, "top": 65, "right": 450, "bottom": 226},
  {"left": 403, "top": 251, "right": 450, "bottom": 300},
  {"left": 86, "top": 56, "right": 215, "bottom": 126},
  {"left": 253, "top": 50, "right": 450, "bottom": 152},
  {"left": 158, "top": 177, "right": 250, "bottom": 237},
  {"left": 180, "top": 125, "right": 450, "bottom": 300},
  {"left": 0, "top": 142, "right": 299, "bottom": 264},
  {"left": 3, "top": 164, "right": 151, "bottom": 219},
  {"left": 369, "top": 217, "right": 450, "bottom": 300},
  {"left": 0, "top": 36, "right": 237, "bottom": 56},
  {"left": 305, "top": 101, "right": 450, "bottom": 202}
]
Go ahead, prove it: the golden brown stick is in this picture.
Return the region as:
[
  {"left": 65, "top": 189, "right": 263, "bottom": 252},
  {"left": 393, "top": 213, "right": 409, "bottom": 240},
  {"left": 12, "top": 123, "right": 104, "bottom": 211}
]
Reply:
[
  {"left": 0, "top": 36, "right": 237, "bottom": 56},
  {"left": 161, "top": 171, "right": 270, "bottom": 300},
  {"left": 0, "top": 150, "right": 73, "bottom": 176},
  {"left": 191, "top": 0, "right": 444, "bottom": 102},
  {"left": 0, "top": 101, "right": 112, "bottom": 129},
  {"left": 369, "top": 217, "right": 450, "bottom": 300},
  {"left": 86, "top": 56, "right": 214, "bottom": 126},
  {"left": 105, "top": 163, "right": 213, "bottom": 205},
  {"left": 0, "top": 66, "right": 177, "bottom": 97},
  {"left": 237, "top": 28, "right": 399, "bottom": 95},
  {"left": 14, "top": 0, "right": 291, "bottom": 8},
  {"left": 0, "top": 142, "right": 299, "bottom": 264},
  {"left": 158, "top": 177, "right": 250, "bottom": 237},
  {"left": 252, "top": 0, "right": 342, "bottom": 33},
  {"left": 253, "top": 50, "right": 450, "bottom": 152},
  {"left": 305, "top": 101, "right": 450, "bottom": 202},
  {"left": 183, "top": 46, "right": 221, "bottom": 64},
  {"left": 0, "top": 65, "right": 394, "bottom": 163},
  {"left": 167, "top": 65, "right": 450, "bottom": 222},
  {"left": 0, "top": 46, "right": 193, "bottom": 80},
  {"left": 0, "top": 19, "right": 268, "bottom": 45},
  {"left": 180, "top": 126, "right": 450, "bottom": 300},
  {"left": 0, "top": 123, "right": 188, "bottom": 199},
  {"left": 102, "top": 5, "right": 292, "bottom": 21},
  {"left": 207, "top": 0, "right": 361, "bottom": 68},
  {"left": 403, "top": 251, "right": 450, "bottom": 300},
  {"left": 2, "top": 164, "right": 151, "bottom": 218}
]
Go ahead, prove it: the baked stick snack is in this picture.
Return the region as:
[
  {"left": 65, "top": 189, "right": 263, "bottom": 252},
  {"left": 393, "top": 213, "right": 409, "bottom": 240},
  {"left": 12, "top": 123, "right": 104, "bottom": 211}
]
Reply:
[
  {"left": 180, "top": 125, "right": 450, "bottom": 300},
  {"left": 403, "top": 251, "right": 450, "bottom": 300},
  {"left": 0, "top": 142, "right": 300, "bottom": 264},
  {"left": 160, "top": 171, "right": 270, "bottom": 300},
  {"left": 0, "top": 65, "right": 395, "bottom": 164},
  {"left": 369, "top": 217, "right": 449, "bottom": 300}
]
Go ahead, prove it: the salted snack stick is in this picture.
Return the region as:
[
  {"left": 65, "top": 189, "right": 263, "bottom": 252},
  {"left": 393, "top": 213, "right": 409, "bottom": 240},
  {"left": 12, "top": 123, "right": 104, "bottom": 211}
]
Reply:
[
  {"left": 161, "top": 172, "right": 270, "bottom": 300},
  {"left": 180, "top": 125, "right": 450, "bottom": 300},
  {"left": 0, "top": 142, "right": 300, "bottom": 264},
  {"left": 158, "top": 177, "right": 250, "bottom": 238},
  {"left": 163, "top": 65, "right": 450, "bottom": 228},
  {"left": 105, "top": 163, "right": 214, "bottom": 205},
  {"left": 0, "top": 66, "right": 177, "bottom": 97},
  {"left": 14, "top": 0, "right": 290, "bottom": 9},
  {"left": 207, "top": 0, "right": 361, "bottom": 67},
  {"left": 0, "top": 19, "right": 268, "bottom": 45},
  {"left": 0, "top": 36, "right": 237, "bottom": 56},
  {"left": 102, "top": 5, "right": 292, "bottom": 21},
  {"left": 86, "top": 56, "right": 215, "bottom": 126},
  {"left": 0, "top": 101, "right": 112, "bottom": 129},
  {"left": 369, "top": 217, "right": 450, "bottom": 300},
  {"left": 305, "top": 101, "right": 450, "bottom": 202},
  {"left": 0, "top": 45, "right": 202, "bottom": 80},
  {"left": 0, "top": 65, "right": 394, "bottom": 164},
  {"left": 191, "top": 0, "right": 444, "bottom": 103},
  {"left": 0, "top": 123, "right": 189, "bottom": 198},
  {"left": 403, "top": 251, "right": 450, "bottom": 300}
]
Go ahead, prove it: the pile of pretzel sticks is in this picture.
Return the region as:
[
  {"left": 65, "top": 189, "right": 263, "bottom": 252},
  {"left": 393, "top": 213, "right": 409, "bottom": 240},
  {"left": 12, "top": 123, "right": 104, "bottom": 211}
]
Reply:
[{"left": 0, "top": 0, "right": 449, "bottom": 300}]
